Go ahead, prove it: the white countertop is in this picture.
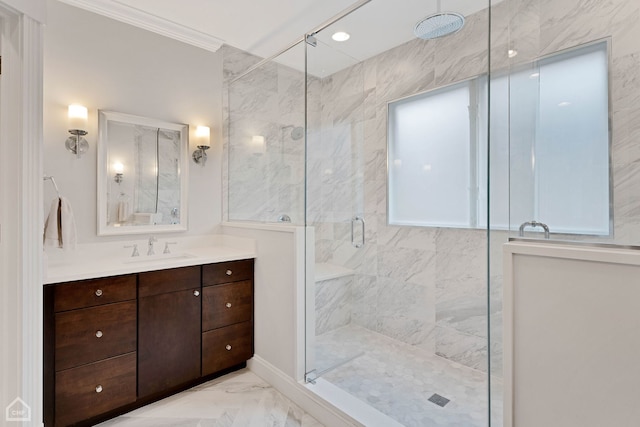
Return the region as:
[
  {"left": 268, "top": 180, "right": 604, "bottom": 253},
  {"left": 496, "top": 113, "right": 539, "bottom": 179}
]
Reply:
[{"left": 44, "top": 234, "right": 256, "bottom": 284}]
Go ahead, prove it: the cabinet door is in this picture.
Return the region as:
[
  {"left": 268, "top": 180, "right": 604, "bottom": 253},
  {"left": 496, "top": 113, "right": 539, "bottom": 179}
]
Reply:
[{"left": 138, "top": 288, "right": 201, "bottom": 397}]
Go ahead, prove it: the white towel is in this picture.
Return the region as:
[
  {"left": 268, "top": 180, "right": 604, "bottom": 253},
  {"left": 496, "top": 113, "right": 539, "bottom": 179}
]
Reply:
[
  {"left": 43, "top": 196, "right": 77, "bottom": 250},
  {"left": 117, "top": 200, "right": 129, "bottom": 222}
]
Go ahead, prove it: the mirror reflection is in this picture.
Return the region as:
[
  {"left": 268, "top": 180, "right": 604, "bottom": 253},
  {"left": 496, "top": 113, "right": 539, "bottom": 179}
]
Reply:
[{"left": 98, "top": 111, "right": 188, "bottom": 235}]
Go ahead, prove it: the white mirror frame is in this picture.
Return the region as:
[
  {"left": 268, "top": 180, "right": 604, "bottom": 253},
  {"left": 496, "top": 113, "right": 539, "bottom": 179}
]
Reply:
[{"left": 97, "top": 110, "right": 189, "bottom": 236}]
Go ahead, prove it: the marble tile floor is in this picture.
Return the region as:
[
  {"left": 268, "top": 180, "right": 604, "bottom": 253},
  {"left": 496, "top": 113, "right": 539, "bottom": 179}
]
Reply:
[
  {"left": 313, "top": 324, "right": 503, "bottom": 427},
  {"left": 96, "top": 370, "right": 324, "bottom": 427}
]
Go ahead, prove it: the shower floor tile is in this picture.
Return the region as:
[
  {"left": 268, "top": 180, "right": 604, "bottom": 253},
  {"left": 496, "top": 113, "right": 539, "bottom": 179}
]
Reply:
[{"left": 315, "top": 324, "right": 503, "bottom": 427}]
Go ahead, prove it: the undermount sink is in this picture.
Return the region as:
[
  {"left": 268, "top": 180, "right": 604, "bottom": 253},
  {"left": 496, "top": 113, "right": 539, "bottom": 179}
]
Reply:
[{"left": 123, "top": 253, "right": 197, "bottom": 264}]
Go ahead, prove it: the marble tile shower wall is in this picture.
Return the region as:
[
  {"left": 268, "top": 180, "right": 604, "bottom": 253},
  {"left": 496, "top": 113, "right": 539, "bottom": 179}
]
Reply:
[{"left": 224, "top": 46, "right": 305, "bottom": 224}]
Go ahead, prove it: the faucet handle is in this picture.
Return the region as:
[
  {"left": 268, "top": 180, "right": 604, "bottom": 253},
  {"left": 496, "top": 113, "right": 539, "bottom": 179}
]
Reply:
[
  {"left": 124, "top": 244, "right": 139, "bottom": 257},
  {"left": 163, "top": 242, "right": 177, "bottom": 254}
]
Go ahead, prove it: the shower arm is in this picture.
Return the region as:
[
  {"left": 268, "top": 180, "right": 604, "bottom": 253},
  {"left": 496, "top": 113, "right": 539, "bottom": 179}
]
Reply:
[{"left": 518, "top": 221, "right": 550, "bottom": 239}]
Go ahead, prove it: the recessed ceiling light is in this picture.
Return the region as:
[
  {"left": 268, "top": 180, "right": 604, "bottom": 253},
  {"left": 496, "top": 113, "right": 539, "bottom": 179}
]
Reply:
[
  {"left": 529, "top": 72, "right": 540, "bottom": 79},
  {"left": 332, "top": 31, "right": 350, "bottom": 42},
  {"left": 558, "top": 101, "right": 571, "bottom": 107},
  {"left": 508, "top": 49, "right": 518, "bottom": 58}
]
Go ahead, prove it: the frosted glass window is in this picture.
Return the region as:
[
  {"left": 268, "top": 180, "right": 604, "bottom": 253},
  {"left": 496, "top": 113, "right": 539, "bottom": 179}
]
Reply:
[
  {"left": 389, "top": 41, "right": 610, "bottom": 235},
  {"left": 535, "top": 43, "right": 610, "bottom": 235},
  {"left": 388, "top": 81, "right": 473, "bottom": 227}
]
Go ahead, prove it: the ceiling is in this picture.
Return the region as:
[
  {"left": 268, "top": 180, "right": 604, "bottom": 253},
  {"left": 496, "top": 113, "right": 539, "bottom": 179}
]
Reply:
[{"left": 57, "top": 0, "right": 491, "bottom": 77}]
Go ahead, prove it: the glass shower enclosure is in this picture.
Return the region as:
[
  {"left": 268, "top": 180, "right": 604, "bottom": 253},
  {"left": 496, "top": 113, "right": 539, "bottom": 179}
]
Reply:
[{"left": 225, "top": 0, "right": 640, "bottom": 424}]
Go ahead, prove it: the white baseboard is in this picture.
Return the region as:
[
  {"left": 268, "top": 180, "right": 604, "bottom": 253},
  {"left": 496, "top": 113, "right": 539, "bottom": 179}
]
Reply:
[{"left": 248, "top": 356, "right": 403, "bottom": 427}]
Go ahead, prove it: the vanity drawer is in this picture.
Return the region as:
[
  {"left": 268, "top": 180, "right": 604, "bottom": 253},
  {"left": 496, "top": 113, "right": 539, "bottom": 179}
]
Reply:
[
  {"left": 202, "top": 321, "right": 253, "bottom": 376},
  {"left": 54, "top": 275, "right": 136, "bottom": 313},
  {"left": 139, "top": 265, "right": 201, "bottom": 297},
  {"left": 55, "top": 301, "right": 136, "bottom": 371},
  {"left": 55, "top": 352, "right": 136, "bottom": 427},
  {"left": 203, "top": 259, "right": 253, "bottom": 286},
  {"left": 202, "top": 280, "right": 252, "bottom": 331}
]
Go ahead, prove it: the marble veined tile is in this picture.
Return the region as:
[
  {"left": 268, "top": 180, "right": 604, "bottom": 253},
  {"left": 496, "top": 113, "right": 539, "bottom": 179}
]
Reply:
[
  {"left": 315, "top": 276, "right": 352, "bottom": 335},
  {"left": 96, "top": 370, "right": 323, "bottom": 427},
  {"left": 539, "top": 0, "right": 639, "bottom": 56},
  {"left": 612, "top": 52, "right": 640, "bottom": 113},
  {"left": 377, "top": 246, "right": 435, "bottom": 285},
  {"left": 435, "top": 326, "right": 488, "bottom": 373},
  {"left": 315, "top": 324, "right": 502, "bottom": 427},
  {"left": 222, "top": 45, "right": 262, "bottom": 82},
  {"left": 612, "top": 107, "right": 640, "bottom": 166}
]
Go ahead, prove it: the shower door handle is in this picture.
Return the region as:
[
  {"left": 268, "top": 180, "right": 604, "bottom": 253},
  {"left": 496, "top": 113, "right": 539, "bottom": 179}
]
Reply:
[{"left": 351, "top": 216, "right": 365, "bottom": 248}]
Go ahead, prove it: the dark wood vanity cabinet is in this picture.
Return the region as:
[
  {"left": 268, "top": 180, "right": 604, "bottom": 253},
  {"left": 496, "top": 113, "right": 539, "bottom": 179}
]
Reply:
[
  {"left": 202, "top": 259, "right": 254, "bottom": 376},
  {"left": 44, "top": 258, "right": 254, "bottom": 427},
  {"left": 138, "top": 266, "right": 202, "bottom": 397}
]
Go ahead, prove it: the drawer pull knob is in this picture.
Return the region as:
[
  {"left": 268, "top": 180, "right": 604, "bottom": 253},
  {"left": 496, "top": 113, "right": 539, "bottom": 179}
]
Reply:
[
  {"left": 95, "top": 385, "right": 103, "bottom": 393},
  {"left": 226, "top": 270, "right": 232, "bottom": 276},
  {"left": 194, "top": 290, "right": 200, "bottom": 297},
  {"left": 225, "top": 344, "right": 232, "bottom": 351},
  {"left": 95, "top": 289, "right": 103, "bottom": 297},
  {"left": 95, "top": 330, "right": 103, "bottom": 338},
  {"left": 226, "top": 302, "right": 232, "bottom": 308}
]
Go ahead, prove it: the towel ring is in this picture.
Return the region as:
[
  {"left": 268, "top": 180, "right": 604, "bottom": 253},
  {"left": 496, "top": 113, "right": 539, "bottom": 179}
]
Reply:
[{"left": 43, "top": 176, "right": 61, "bottom": 198}]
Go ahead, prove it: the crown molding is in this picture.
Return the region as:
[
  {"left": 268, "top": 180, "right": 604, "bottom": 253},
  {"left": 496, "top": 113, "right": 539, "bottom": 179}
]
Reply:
[{"left": 57, "top": 0, "right": 224, "bottom": 52}]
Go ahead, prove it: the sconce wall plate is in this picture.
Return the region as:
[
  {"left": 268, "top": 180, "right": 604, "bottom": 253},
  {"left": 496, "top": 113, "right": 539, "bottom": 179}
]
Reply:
[
  {"left": 192, "top": 126, "right": 211, "bottom": 166},
  {"left": 67, "top": 104, "right": 89, "bottom": 158},
  {"left": 192, "top": 145, "right": 210, "bottom": 165},
  {"left": 66, "top": 130, "right": 89, "bottom": 157}
]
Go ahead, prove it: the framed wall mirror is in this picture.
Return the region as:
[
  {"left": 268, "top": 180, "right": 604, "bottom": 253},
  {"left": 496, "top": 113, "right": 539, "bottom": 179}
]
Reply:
[{"left": 97, "top": 110, "right": 189, "bottom": 235}]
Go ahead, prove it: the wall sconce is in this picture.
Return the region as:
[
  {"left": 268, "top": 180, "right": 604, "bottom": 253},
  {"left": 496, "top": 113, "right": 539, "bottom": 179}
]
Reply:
[
  {"left": 192, "top": 125, "right": 210, "bottom": 166},
  {"left": 252, "top": 135, "right": 266, "bottom": 155},
  {"left": 66, "top": 104, "right": 89, "bottom": 158},
  {"left": 113, "top": 162, "right": 124, "bottom": 184}
]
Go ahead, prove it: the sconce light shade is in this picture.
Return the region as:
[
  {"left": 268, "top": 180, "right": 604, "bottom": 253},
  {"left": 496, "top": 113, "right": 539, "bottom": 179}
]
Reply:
[
  {"left": 252, "top": 135, "right": 266, "bottom": 155},
  {"left": 192, "top": 125, "right": 211, "bottom": 166},
  {"left": 66, "top": 104, "right": 89, "bottom": 158}
]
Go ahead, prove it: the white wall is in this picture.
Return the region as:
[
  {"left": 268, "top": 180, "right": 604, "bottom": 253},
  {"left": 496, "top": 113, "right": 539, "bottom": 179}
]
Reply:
[
  {"left": 221, "top": 223, "right": 306, "bottom": 380},
  {"left": 3, "top": 0, "right": 45, "bottom": 23},
  {"left": 43, "top": 0, "right": 223, "bottom": 243}
]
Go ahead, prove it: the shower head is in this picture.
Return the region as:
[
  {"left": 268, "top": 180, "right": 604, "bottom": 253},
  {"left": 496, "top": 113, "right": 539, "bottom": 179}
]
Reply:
[
  {"left": 414, "top": 12, "right": 465, "bottom": 40},
  {"left": 290, "top": 126, "right": 304, "bottom": 141},
  {"left": 282, "top": 125, "right": 304, "bottom": 141}
]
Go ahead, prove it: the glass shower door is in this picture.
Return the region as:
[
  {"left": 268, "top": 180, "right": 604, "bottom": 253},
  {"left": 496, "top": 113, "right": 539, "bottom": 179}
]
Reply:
[
  {"left": 304, "top": 32, "right": 368, "bottom": 382},
  {"left": 303, "top": 1, "right": 494, "bottom": 426}
]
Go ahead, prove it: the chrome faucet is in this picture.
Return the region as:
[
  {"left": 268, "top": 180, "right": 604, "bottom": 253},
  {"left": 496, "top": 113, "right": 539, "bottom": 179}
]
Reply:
[
  {"left": 147, "top": 236, "right": 158, "bottom": 255},
  {"left": 518, "top": 221, "right": 550, "bottom": 239}
]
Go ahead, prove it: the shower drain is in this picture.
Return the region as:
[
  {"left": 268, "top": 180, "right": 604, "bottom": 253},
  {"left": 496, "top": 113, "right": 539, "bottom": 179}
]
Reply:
[{"left": 428, "top": 393, "right": 451, "bottom": 407}]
